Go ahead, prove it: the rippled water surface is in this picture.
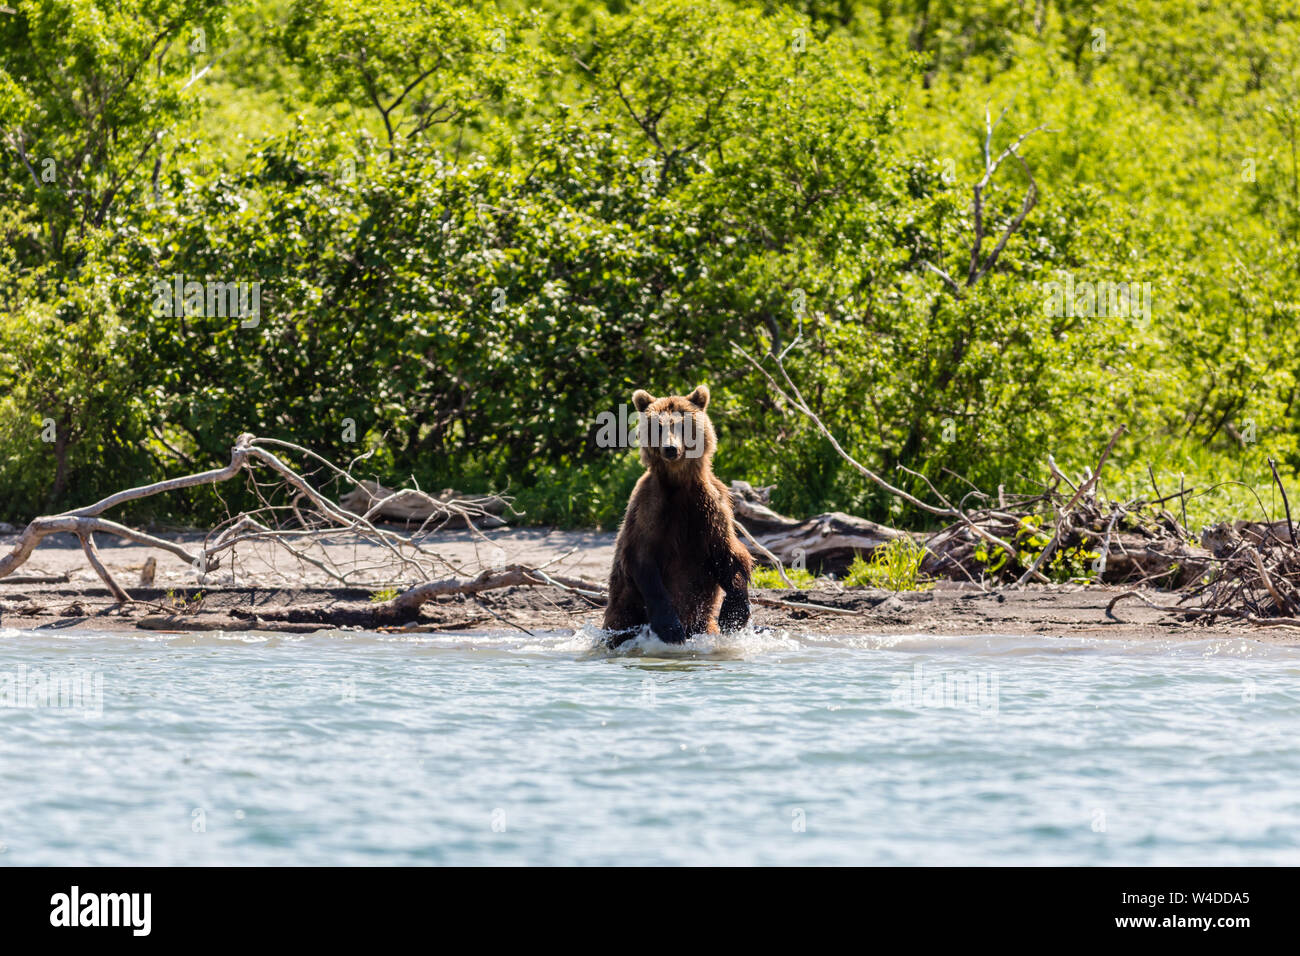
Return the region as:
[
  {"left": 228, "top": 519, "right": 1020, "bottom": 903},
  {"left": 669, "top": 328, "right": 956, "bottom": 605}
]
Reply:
[{"left": 1, "top": 624, "right": 1299, "bottom": 865}]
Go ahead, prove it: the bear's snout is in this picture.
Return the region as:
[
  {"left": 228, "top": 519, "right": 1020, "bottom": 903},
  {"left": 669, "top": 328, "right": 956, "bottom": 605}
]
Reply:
[{"left": 662, "top": 444, "right": 680, "bottom": 460}]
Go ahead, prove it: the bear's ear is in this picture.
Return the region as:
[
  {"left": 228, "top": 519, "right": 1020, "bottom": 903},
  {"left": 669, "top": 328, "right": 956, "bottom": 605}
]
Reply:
[
  {"left": 632, "top": 389, "right": 655, "bottom": 413},
  {"left": 686, "top": 384, "right": 710, "bottom": 410}
]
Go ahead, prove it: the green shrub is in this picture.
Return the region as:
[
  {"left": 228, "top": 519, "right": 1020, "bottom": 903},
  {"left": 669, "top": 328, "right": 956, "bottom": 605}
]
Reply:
[{"left": 2, "top": 0, "right": 1298, "bottom": 532}]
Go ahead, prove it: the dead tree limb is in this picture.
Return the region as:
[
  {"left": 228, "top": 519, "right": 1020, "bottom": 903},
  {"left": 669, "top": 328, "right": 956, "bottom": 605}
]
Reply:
[
  {"left": 1012, "top": 424, "right": 1126, "bottom": 586},
  {"left": 0, "top": 434, "right": 555, "bottom": 606},
  {"left": 79, "top": 532, "right": 130, "bottom": 603},
  {"left": 729, "top": 483, "right": 902, "bottom": 574},
  {"left": 382, "top": 564, "right": 605, "bottom": 618},
  {"left": 731, "top": 516, "right": 798, "bottom": 588},
  {"left": 732, "top": 342, "right": 953, "bottom": 518},
  {"left": 968, "top": 117, "right": 1049, "bottom": 286}
]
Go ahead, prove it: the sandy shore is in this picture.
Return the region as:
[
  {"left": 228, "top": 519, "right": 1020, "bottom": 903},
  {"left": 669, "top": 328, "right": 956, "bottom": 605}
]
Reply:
[{"left": 1, "top": 527, "right": 1294, "bottom": 644}]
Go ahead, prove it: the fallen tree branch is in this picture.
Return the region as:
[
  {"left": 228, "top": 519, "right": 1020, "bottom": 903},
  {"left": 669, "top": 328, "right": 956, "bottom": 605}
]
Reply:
[
  {"left": 731, "top": 515, "right": 798, "bottom": 588},
  {"left": 1012, "top": 424, "right": 1126, "bottom": 586},
  {"left": 732, "top": 341, "right": 955, "bottom": 518},
  {"left": 0, "top": 434, "right": 536, "bottom": 604},
  {"left": 750, "top": 594, "right": 861, "bottom": 615},
  {"left": 0, "top": 572, "right": 70, "bottom": 585},
  {"left": 79, "top": 532, "right": 129, "bottom": 603},
  {"left": 381, "top": 564, "right": 605, "bottom": 618}
]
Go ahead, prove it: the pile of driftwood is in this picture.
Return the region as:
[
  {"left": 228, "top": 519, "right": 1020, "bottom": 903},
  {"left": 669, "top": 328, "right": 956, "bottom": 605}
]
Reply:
[
  {"left": 0, "top": 435, "right": 604, "bottom": 621},
  {"left": 1195, "top": 517, "right": 1300, "bottom": 618},
  {"left": 727, "top": 465, "right": 1209, "bottom": 588},
  {"left": 1105, "top": 515, "right": 1300, "bottom": 630},
  {"left": 914, "top": 448, "right": 1212, "bottom": 589},
  {"left": 1119, "top": 461, "right": 1300, "bottom": 628},
  {"left": 731, "top": 336, "right": 1300, "bottom": 631},
  {"left": 731, "top": 338, "right": 1208, "bottom": 586}
]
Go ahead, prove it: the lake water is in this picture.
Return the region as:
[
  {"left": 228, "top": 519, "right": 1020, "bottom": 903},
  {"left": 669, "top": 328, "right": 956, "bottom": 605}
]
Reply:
[{"left": 1, "top": 624, "right": 1298, "bottom": 865}]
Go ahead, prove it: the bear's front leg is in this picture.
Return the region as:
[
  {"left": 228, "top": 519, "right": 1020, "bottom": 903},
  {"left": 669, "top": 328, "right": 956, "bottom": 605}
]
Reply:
[
  {"left": 630, "top": 552, "right": 689, "bottom": 644},
  {"left": 649, "top": 608, "right": 689, "bottom": 644},
  {"left": 716, "top": 549, "right": 752, "bottom": 633},
  {"left": 718, "top": 585, "right": 750, "bottom": 632}
]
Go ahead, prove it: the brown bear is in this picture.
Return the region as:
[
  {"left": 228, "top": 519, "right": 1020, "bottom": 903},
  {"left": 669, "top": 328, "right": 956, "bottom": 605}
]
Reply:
[{"left": 603, "top": 385, "right": 753, "bottom": 644}]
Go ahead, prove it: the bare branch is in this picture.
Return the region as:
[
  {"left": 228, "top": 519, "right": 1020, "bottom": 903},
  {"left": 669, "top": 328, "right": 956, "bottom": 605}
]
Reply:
[{"left": 0, "top": 434, "right": 558, "bottom": 606}]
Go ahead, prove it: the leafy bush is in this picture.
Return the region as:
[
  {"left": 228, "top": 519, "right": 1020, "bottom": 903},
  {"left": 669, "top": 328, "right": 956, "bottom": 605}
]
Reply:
[{"left": 1, "top": 0, "right": 1298, "bottom": 531}]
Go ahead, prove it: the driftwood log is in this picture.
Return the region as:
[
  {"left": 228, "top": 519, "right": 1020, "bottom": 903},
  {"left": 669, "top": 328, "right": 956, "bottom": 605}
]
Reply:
[
  {"left": 338, "top": 480, "right": 512, "bottom": 529},
  {"left": 728, "top": 481, "right": 902, "bottom": 573}
]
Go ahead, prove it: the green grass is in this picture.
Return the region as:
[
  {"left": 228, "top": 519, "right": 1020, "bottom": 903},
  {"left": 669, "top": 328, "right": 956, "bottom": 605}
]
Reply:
[
  {"left": 751, "top": 566, "right": 818, "bottom": 589},
  {"left": 843, "top": 537, "right": 929, "bottom": 591}
]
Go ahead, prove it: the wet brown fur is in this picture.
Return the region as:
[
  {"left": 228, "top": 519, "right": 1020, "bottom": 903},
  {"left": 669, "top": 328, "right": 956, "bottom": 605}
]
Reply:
[{"left": 603, "top": 385, "right": 753, "bottom": 643}]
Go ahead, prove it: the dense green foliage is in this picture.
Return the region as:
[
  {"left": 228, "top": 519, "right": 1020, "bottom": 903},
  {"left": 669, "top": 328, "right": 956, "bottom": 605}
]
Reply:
[{"left": 2, "top": 0, "right": 1298, "bottom": 529}]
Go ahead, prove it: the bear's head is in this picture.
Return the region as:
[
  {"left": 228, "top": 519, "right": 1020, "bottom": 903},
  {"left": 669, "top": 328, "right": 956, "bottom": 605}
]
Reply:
[{"left": 632, "top": 385, "right": 717, "bottom": 475}]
